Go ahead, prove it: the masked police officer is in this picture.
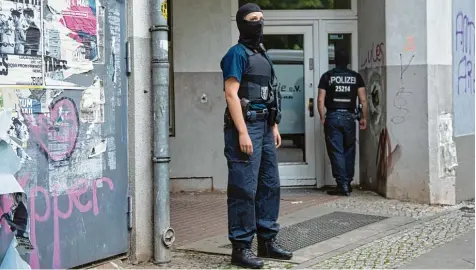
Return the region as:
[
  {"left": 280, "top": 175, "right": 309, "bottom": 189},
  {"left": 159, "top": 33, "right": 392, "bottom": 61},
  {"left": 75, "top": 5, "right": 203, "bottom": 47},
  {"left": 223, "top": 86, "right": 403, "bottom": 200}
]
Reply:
[
  {"left": 220, "top": 3, "right": 292, "bottom": 269},
  {"left": 317, "top": 49, "right": 368, "bottom": 196}
]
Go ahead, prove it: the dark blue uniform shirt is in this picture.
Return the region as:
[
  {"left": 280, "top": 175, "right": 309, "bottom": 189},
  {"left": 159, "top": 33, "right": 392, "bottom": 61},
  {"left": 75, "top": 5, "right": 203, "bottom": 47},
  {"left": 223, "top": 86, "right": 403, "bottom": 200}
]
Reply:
[{"left": 221, "top": 44, "right": 267, "bottom": 110}]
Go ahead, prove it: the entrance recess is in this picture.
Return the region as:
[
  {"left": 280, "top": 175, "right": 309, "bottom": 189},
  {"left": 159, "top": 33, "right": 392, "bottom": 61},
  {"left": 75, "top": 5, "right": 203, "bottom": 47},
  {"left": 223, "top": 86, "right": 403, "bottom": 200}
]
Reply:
[
  {"left": 318, "top": 21, "right": 359, "bottom": 186},
  {"left": 263, "top": 25, "right": 316, "bottom": 187}
]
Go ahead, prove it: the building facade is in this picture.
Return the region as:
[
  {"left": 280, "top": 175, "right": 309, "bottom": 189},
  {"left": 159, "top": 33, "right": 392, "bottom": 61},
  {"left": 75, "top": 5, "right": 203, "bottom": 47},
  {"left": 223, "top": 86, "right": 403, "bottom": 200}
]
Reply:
[
  {"left": 0, "top": 0, "right": 473, "bottom": 268},
  {"left": 127, "top": 0, "right": 475, "bottom": 263}
]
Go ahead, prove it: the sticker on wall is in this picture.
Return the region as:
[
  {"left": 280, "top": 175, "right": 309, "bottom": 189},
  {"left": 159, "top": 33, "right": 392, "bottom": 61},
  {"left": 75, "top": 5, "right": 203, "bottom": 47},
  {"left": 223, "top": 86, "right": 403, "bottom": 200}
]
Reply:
[
  {"left": 0, "top": 0, "right": 43, "bottom": 86},
  {"left": 161, "top": 0, "right": 168, "bottom": 20},
  {"left": 89, "top": 138, "right": 106, "bottom": 158},
  {"left": 79, "top": 76, "right": 104, "bottom": 123}
]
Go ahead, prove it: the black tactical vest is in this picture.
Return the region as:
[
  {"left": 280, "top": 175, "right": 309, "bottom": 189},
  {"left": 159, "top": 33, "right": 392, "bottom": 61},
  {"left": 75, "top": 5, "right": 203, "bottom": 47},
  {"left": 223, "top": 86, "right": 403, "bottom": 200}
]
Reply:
[
  {"left": 238, "top": 44, "right": 274, "bottom": 106},
  {"left": 325, "top": 68, "right": 359, "bottom": 110}
]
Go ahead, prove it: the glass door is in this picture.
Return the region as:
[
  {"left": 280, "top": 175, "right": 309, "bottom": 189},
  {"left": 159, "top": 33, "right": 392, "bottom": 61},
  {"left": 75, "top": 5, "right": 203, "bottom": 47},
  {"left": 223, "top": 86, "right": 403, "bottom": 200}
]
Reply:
[
  {"left": 318, "top": 20, "right": 359, "bottom": 186},
  {"left": 263, "top": 25, "right": 316, "bottom": 186}
]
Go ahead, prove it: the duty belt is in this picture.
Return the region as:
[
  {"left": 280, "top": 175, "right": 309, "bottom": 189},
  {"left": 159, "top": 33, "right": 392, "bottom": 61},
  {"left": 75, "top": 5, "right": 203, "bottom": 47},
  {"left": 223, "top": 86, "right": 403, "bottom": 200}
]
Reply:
[{"left": 246, "top": 108, "right": 269, "bottom": 122}]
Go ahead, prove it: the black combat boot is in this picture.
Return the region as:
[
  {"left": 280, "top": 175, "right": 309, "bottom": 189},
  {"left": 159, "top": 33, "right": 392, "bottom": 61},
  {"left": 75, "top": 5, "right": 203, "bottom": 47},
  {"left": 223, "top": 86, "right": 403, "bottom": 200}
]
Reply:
[
  {"left": 257, "top": 238, "right": 293, "bottom": 260},
  {"left": 326, "top": 184, "right": 350, "bottom": 196},
  {"left": 231, "top": 247, "right": 264, "bottom": 269}
]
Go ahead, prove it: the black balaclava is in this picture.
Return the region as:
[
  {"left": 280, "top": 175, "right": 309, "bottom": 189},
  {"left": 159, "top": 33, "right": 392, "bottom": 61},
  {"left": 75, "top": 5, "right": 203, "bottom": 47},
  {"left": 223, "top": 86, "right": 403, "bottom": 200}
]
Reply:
[
  {"left": 236, "top": 3, "right": 264, "bottom": 50},
  {"left": 335, "top": 49, "right": 350, "bottom": 68}
]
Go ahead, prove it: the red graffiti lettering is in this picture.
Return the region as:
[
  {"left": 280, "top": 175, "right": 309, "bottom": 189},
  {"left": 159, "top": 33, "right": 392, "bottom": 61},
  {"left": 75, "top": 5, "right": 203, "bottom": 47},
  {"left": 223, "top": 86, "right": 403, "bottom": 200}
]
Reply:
[
  {"left": 361, "top": 42, "right": 385, "bottom": 69},
  {"left": 376, "top": 128, "right": 402, "bottom": 196},
  {"left": 22, "top": 176, "right": 115, "bottom": 269},
  {"left": 23, "top": 97, "right": 80, "bottom": 162}
]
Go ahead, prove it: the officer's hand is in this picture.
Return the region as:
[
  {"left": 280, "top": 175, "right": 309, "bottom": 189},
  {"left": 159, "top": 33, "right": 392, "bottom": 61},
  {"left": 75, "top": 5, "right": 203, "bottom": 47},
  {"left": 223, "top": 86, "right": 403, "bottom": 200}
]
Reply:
[
  {"left": 239, "top": 132, "right": 253, "bottom": 155},
  {"left": 273, "top": 125, "right": 281, "bottom": 148},
  {"left": 360, "top": 119, "right": 367, "bottom": 130}
]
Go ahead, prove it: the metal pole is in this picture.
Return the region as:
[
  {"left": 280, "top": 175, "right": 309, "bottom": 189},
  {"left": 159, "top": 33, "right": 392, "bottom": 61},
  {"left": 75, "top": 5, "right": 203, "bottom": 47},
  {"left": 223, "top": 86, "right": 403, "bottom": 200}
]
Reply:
[{"left": 150, "top": 0, "right": 174, "bottom": 264}]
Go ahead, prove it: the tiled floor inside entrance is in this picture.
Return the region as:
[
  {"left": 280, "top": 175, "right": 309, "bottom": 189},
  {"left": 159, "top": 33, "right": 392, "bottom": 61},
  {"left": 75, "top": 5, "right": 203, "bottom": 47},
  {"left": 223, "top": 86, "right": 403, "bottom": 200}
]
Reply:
[{"left": 171, "top": 189, "right": 341, "bottom": 248}]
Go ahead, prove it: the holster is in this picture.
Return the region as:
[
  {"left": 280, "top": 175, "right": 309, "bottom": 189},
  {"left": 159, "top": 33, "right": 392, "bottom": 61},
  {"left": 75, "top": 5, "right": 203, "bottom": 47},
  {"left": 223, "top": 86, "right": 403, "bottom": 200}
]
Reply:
[
  {"left": 240, "top": 98, "right": 252, "bottom": 121},
  {"left": 355, "top": 104, "right": 363, "bottom": 121},
  {"left": 267, "top": 107, "right": 277, "bottom": 126},
  {"left": 224, "top": 109, "right": 233, "bottom": 129}
]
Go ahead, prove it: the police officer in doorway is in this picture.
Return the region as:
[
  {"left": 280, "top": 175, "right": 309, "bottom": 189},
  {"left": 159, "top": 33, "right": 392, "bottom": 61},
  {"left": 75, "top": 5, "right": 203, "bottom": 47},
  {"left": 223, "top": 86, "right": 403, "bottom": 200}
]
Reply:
[
  {"left": 317, "top": 49, "right": 368, "bottom": 196},
  {"left": 220, "top": 3, "right": 292, "bottom": 269}
]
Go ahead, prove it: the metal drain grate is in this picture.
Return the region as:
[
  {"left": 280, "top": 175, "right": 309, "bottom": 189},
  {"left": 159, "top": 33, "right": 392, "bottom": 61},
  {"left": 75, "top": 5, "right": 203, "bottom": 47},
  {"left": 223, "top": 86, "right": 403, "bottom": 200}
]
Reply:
[{"left": 220, "top": 211, "right": 388, "bottom": 252}]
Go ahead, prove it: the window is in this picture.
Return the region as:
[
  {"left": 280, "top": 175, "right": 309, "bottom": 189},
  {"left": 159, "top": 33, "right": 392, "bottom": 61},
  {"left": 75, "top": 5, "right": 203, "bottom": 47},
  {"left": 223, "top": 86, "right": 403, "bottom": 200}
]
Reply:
[
  {"left": 327, "top": 33, "right": 352, "bottom": 69},
  {"left": 168, "top": 0, "right": 175, "bottom": 136},
  {"left": 238, "top": 0, "right": 351, "bottom": 10}
]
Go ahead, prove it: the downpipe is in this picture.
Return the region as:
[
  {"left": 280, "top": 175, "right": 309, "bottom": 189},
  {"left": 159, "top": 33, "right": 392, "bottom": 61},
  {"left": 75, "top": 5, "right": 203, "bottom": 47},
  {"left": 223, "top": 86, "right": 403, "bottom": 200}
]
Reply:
[{"left": 150, "top": 0, "right": 175, "bottom": 264}]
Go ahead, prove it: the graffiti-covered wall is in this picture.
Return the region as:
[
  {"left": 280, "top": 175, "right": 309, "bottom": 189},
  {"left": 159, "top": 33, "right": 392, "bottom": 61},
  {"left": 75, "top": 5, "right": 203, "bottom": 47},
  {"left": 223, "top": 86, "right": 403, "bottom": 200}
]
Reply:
[
  {"left": 357, "top": 0, "right": 387, "bottom": 196},
  {"left": 452, "top": 0, "right": 475, "bottom": 202},
  {"left": 0, "top": 0, "right": 128, "bottom": 269},
  {"left": 453, "top": 0, "right": 475, "bottom": 137},
  {"left": 359, "top": 0, "right": 463, "bottom": 204}
]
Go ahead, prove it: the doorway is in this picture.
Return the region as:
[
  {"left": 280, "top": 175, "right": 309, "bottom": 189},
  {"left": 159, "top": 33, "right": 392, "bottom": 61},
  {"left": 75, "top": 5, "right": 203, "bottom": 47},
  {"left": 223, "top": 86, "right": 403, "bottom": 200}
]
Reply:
[
  {"left": 263, "top": 25, "right": 318, "bottom": 187},
  {"left": 318, "top": 20, "right": 359, "bottom": 186},
  {"left": 231, "top": 20, "right": 358, "bottom": 188}
]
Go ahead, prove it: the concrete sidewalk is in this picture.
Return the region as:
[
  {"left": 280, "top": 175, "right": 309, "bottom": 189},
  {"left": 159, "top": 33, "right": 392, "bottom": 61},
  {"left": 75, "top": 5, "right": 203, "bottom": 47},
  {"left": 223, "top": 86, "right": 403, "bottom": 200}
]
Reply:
[
  {"left": 400, "top": 229, "right": 475, "bottom": 269},
  {"left": 89, "top": 191, "right": 474, "bottom": 269}
]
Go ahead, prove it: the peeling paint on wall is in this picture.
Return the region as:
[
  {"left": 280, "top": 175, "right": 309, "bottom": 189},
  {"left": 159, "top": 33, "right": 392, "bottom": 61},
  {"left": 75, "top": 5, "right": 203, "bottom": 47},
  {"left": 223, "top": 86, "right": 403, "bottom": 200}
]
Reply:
[
  {"left": 107, "top": 7, "right": 121, "bottom": 88},
  {"left": 47, "top": 120, "right": 104, "bottom": 194},
  {"left": 106, "top": 136, "right": 116, "bottom": 171}
]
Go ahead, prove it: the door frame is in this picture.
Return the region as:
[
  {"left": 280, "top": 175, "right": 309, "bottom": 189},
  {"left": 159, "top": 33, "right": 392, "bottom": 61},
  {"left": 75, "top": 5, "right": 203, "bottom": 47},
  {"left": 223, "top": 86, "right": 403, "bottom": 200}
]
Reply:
[
  {"left": 318, "top": 20, "right": 359, "bottom": 187},
  {"left": 261, "top": 25, "right": 317, "bottom": 187},
  {"left": 230, "top": 0, "right": 358, "bottom": 21}
]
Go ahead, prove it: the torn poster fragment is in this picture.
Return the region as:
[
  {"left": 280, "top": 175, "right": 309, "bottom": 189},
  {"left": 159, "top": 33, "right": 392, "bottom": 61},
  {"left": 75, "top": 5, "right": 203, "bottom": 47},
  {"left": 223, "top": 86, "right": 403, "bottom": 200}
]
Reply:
[
  {"left": 0, "top": 108, "right": 34, "bottom": 267},
  {"left": 0, "top": 192, "right": 35, "bottom": 256},
  {"left": 80, "top": 76, "right": 105, "bottom": 123},
  {"left": 13, "top": 88, "right": 62, "bottom": 114},
  {"left": 0, "top": 173, "right": 22, "bottom": 194},
  {"left": 43, "top": 0, "right": 101, "bottom": 85},
  {"left": 0, "top": 95, "right": 32, "bottom": 163},
  {"left": 0, "top": 238, "right": 31, "bottom": 269},
  {"left": 89, "top": 139, "right": 106, "bottom": 158},
  {"left": 0, "top": 0, "right": 43, "bottom": 86}
]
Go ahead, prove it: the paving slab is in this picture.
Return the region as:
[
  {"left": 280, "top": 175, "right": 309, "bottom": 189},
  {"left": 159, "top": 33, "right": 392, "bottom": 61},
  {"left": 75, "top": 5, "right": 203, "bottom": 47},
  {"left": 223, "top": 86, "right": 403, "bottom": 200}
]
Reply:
[
  {"left": 305, "top": 209, "right": 475, "bottom": 269},
  {"left": 400, "top": 229, "right": 475, "bottom": 269}
]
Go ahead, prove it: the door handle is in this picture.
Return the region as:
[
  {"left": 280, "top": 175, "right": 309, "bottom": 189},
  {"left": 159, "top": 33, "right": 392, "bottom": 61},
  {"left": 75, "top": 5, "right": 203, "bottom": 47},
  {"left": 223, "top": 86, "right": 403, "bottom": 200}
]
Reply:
[{"left": 308, "top": 98, "right": 314, "bottom": 117}]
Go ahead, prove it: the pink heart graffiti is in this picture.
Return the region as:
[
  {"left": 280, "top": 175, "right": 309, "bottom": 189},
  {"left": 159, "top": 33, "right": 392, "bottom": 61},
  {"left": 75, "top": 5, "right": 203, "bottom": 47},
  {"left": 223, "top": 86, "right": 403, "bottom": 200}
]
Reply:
[{"left": 24, "top": 97, "right": 80, "bottom": 162}]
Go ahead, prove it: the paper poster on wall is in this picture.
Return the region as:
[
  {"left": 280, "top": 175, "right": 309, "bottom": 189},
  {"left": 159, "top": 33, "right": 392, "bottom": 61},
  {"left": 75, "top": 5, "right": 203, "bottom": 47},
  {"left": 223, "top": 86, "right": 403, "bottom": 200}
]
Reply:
[
  {"left": 0, "top": 0, "right": 42, "bottom": 85},
  {"left": 79, "top": 76, "right": 104, "bottom": 123},
  {"left": 43, "top": 0, "right": 100, "bottom": 85}
]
